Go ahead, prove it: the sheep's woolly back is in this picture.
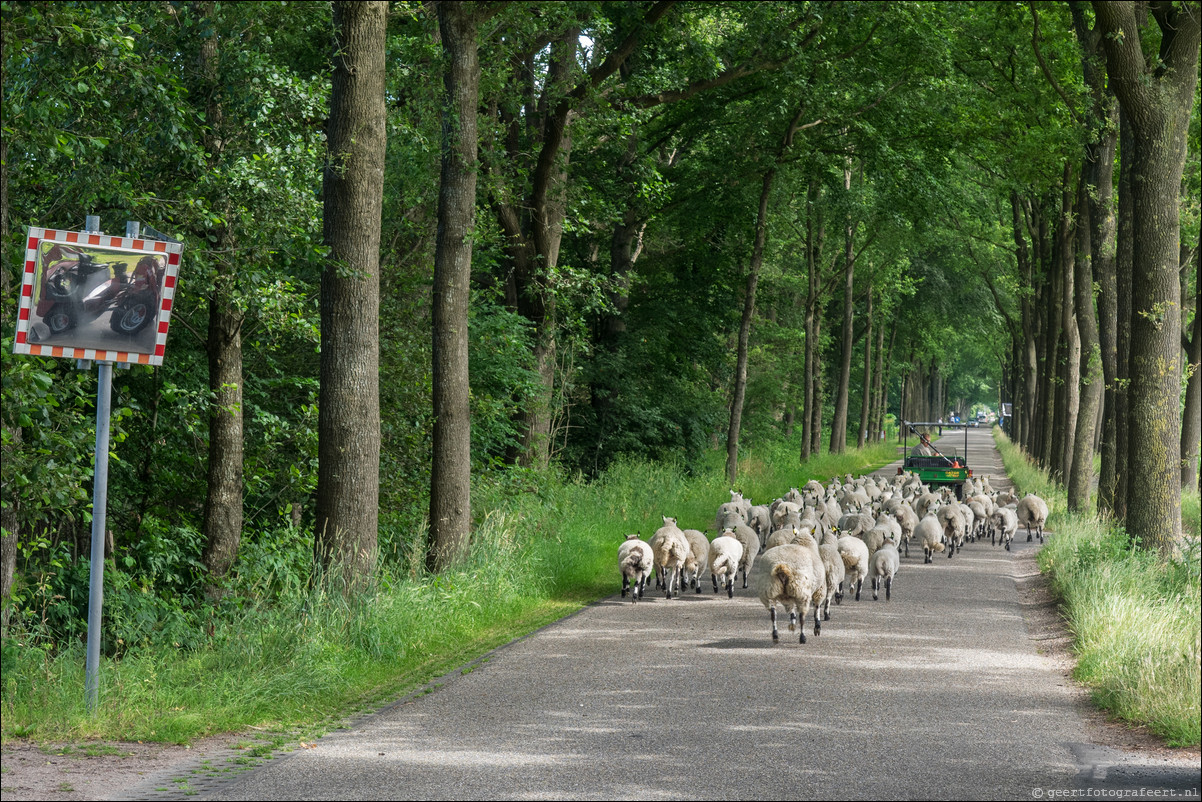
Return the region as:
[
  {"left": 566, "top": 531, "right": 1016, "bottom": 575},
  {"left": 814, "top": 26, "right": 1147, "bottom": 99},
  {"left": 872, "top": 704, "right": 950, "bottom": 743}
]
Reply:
[
  {"left": 752, "top": 544, "right": 818, "bottom": 611},
  {"left": 681, "top": 529, "right": 710, "bottom": 574},
  {"left": 871, "top": 543, "right": 900, "bottom": 578},
  {"left": 915, "top": 515, "right": 945, "bottom": 552},
  {"left": 618, "top": 537, "right": 653, "bottom": 575},
  {"left": 708, "top": 535, "right": 743, "bottom": 577},
  {"left": 1016, "top": 494, "right": 1049, "bottom": 526}
]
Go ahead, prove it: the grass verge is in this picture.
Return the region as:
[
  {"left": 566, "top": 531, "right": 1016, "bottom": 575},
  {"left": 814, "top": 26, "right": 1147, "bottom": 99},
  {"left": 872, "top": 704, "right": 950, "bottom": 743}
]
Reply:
[
  {"left": 1, "top": 439, "right": 895, "bottom": 745},
  {"left": 994, "top": 428, "right": 1201, "bottom": 747}
]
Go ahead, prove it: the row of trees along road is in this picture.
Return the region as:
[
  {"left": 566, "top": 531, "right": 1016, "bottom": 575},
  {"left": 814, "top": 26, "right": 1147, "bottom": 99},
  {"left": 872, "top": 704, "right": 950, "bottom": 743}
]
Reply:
[{"left": 0, "top": 1, "right": 1197, "bottom": 630}]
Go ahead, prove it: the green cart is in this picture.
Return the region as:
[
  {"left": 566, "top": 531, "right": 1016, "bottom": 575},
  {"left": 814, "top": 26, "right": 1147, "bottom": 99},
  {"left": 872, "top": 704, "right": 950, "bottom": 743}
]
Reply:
[{"left": 899, "top": 420, "right": 972, "bottom": 499}]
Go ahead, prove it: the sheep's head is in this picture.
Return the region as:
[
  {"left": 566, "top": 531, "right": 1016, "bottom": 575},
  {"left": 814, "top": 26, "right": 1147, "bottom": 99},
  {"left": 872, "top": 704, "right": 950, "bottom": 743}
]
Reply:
[{"left": 662, "top": 515, "right": 677, "bottom": 527}]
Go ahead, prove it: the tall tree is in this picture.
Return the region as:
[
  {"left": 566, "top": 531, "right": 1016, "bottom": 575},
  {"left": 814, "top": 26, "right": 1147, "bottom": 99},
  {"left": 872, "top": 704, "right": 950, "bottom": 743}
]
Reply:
[
  {"left": 428, "top": 1, "right": 502, "bottom": 572},
  {"left": 1093, "top": 0, "right": 1199, "bottom": 552},
  {"left": 315, "top": 0, "right": 388, "bottom": 582}
]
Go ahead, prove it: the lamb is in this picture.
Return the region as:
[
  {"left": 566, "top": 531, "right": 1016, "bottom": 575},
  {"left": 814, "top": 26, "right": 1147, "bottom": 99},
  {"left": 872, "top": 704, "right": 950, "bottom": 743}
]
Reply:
[
  {"left": 751, "top": 544, "right": 824, "bottom": 644},
  {"left": 915, "top": 513, "right": 946, "bottom": 564},
  {"left": 618, "top": 534, "right": 654, "bottom": 603},
  {"left": 991, "top": 506, "right": 1019, "bottom": 551},
  {"left": 837, "top": 535, "right": 870, "bottom": 601},
  {"left": 681, "top": 529, "right": 710, "bottom": 594},
  {"left": 707, "top": 534, "right": 744, "bottom": 598},
  {"left": 649, "top": 517, "right": 691, "bottom": 599},
  {"left": 870, "top": 541, "right": 900, "bottom": 600},
  {"left": 1016, "top": 494, "right": 1049, "bottom": 543}
]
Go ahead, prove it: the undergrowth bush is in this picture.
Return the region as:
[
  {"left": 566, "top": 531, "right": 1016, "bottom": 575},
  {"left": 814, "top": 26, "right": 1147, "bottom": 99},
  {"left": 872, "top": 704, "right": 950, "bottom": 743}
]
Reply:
[{"left": 995, "top": 428, "right": 1201, "bottom": 747}]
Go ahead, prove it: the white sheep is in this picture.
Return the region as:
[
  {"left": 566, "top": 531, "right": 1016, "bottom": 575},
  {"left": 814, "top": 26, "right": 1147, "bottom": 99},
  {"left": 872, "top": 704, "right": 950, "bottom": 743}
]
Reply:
[
  {"left": 708, "top": 535, "right": 744, "bottom": 598},
  {"left": 870, "top": 541, "right": 900, "bottom": 600},
  {"left": 721, "top": 522, "right": 760, "bottom": 588},
  {"left": 991, "top": 506, "right": 1019, "bottom": 550},
  {"left": 751, "top": 544, "right": 824, "bottom": 644},
  {"left": 936, "top": 504, "right": 966, "bottom": 558},
  {"left": 1016, "top": 494, "right": 1049, "bottom": 543},
  {"left": 649, "top": 517, "right": 690, "bottom": 599},
  {"left": 837, "top": 535, "right": 870, "bottom": 601},
  {"left": 618, "top": 534, "right": 654, "bottom": 603},
  {"left": 915, "top": 513, "right": 946, "bottom": 564},
  {"left": 681, "top": 528, "right": 710, "bottom": 594},
  {"left": 818, "top": 532, "right": 846, "bottom": 619}
]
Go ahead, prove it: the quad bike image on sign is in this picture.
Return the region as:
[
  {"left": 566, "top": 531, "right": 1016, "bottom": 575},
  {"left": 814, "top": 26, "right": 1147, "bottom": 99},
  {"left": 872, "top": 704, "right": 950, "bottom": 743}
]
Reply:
[
  {"left": 37, "top": 244, "right": 163, "bottom": 340},
  {"left": 13, "top": 228, "right": 183, "bottom": 366}
]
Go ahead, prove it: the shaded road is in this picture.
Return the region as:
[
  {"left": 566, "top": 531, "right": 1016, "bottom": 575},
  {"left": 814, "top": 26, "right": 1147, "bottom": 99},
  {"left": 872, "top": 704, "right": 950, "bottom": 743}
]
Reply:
[{"left": 118, "top": 428, "right": 1199, "bottom": 801}]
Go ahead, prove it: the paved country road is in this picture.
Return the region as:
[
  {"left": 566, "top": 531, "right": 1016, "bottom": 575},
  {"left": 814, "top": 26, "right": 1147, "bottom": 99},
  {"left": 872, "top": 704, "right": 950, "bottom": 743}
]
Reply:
[{"left": 111, "top": 428, "right": 1198, "bottom": 801}]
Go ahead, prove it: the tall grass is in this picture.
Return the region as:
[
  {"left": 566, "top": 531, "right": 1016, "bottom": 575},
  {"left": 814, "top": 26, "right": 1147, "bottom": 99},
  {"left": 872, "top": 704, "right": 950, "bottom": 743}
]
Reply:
[
  {"left": 1, "top": 438, "right": 896, "bottom": 744},
  {"left": 994, "top": 429, "right": 1201, "bottom": 747}
]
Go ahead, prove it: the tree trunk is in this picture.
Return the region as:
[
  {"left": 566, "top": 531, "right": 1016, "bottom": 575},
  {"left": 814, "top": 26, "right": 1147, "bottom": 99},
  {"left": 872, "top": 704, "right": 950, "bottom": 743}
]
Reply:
[
  {"left": 829, "top": 187, "right": 855, "bottom": 454},
  {"left": 1113, "top": 105, "right": 1134, "bottom": 521},
  {"left": 428, "top": 1, "right": 492, "bottom": 572},
  {"left": 1094, "top": 0, "right": 1198, "bottom": 554},
  {"left": 1055, "top": 166, "right": 1080, "bottom": 485},
  {"left": 194, "top": 1, "right": 244, "bottom": 595},
  {"left": 857, "top": 289, "right": 873, "bottom": 449},
  {"left": 316, "top": 0, "right": 387, "bottom": 583},
  {"left": 1068, "top": 167, "right": 1103, "bottom": 511},
  {"left": 201, "top": 286, "right": 244, "bottom": 590},
  {"left": 800, "top": 181, "right": 824, "bottom": 462},
  {"left": 1182, "top": 257, "right": 1201, "bottom": 492},
  {"left": 1072, "top": 4, "right": 1122, "bottom": 514}
]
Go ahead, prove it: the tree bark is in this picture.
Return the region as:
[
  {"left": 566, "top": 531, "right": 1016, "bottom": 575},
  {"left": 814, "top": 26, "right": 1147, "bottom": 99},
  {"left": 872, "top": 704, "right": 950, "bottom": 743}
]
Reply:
[
  {"left": 829, "top": 167, "right": 855, "bottom": 454},
  {"left": 428, "top": 1, "right": 496, "bottom": 572},
  {"left": 1182, "top": 257, "right": 1201, "bottom": 491},
  {"left": 857, "top": 289, "right": 873, "bottom": 449},
  {"left": 193, "top": 1, "right": 244, "bottom": 595},
  {"left": 1055, "top": 165, "right": 1080, "bottom": 485},
  {"left": 1094, "top": 0, "right": 1199, "bottom": 553},
  {"left": 316, "top": 0, "right": 387, "bottom": 583},
  {"left": 1068, "top": 167, "right": 1103, "bottom": 511},
  {"left": 1072, "top": 3, "right": 1121, "bottom": 514}
]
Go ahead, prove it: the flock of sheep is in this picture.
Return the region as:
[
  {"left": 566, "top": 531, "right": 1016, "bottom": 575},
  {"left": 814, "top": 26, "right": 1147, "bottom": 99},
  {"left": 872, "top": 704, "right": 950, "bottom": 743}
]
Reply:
[{"left": 618, "top": 470, "right": 1050, "bottom": 644}]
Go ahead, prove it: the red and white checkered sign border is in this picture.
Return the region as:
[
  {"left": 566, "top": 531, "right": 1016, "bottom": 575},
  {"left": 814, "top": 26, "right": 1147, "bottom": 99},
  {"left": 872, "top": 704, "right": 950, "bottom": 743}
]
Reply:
[{"left": 13, "top": 227, "right": 183, "bottom": 366}]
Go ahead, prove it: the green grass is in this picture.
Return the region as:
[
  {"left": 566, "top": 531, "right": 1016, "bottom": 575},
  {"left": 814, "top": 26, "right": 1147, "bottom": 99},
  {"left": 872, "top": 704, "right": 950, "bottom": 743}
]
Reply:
[
  {"left": 995, "top": 428, "right": 1201, "bottom": 747},
  {"left": 1, "top": 438, "right": 895, "bottom": 745}
]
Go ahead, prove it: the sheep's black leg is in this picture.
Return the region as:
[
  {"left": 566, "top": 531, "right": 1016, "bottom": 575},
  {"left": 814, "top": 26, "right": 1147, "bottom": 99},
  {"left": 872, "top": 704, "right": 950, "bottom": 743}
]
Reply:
[
  {"left": 855, "top": 578, "right": 862, "bottom": 601},
  {"left": 788, "top": 611, "right": 797, "bottom": 632},
  {"left": 770, "top": 606, "right": 779, "bottom": 642},
  {"left": 712, "top": 573, "right": 718, "bottom": 593},
  {"left": 622, "top": 576, "right": 629, "bottom": 598},
  {"left": 885, "top": 575, "right": 892, "bottom": 601},
  {"left": 872, "top": 576, "right": 879, "bottom": 600},
  {"left": 813, "top": 607, "right": 821, "bottom": 636},
  {"left": 727, "top": 577, "right": 734, "bottom": 599}
]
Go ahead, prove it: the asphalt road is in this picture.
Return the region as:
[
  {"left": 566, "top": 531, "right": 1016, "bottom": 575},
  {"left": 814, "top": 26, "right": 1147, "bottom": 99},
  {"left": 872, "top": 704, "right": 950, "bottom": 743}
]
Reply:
[{"left": 121, "top": 428, "right": 1200, "bottom": 801}]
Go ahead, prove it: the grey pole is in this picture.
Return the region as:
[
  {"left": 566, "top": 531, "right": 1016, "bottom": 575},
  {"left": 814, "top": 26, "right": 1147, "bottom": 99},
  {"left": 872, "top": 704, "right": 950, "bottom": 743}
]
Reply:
[{"left": 83, "top": 218, "right": 138, "bottom": 714}]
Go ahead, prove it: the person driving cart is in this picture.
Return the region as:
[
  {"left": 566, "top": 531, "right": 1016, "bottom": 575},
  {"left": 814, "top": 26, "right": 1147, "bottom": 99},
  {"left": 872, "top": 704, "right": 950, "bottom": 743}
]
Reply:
[{"left": 911, "top": 431, "right": 936, "bottom": 457}]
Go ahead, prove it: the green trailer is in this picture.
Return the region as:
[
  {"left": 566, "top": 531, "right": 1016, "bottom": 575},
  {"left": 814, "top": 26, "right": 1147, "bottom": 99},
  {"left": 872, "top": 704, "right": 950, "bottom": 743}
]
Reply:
[{"left": 899, "top": 420, "right": 972, "bottom": 499}]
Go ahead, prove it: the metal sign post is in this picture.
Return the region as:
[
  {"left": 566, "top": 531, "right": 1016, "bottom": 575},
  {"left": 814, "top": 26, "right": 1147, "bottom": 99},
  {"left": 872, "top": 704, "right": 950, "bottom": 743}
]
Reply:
[
  {"left": 13, "top": 216, "right": 183, "bottom": 714},
  {"left": 83, "top": 218, "right": 141, "bottom": 714}
]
